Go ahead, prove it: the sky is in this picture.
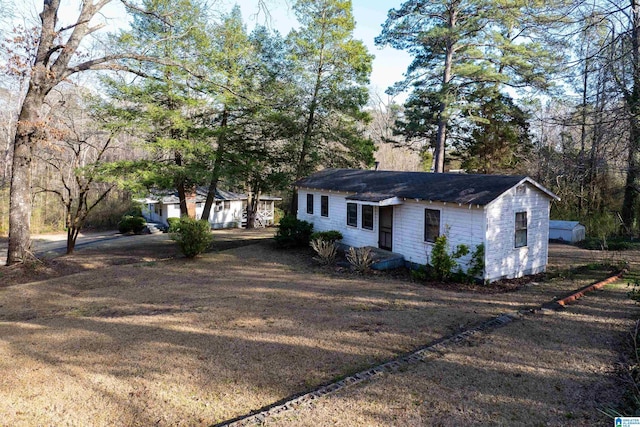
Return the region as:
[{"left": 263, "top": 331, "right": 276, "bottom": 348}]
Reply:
[
  {"left": 9, "top": 0, "right": 412, "bottom": 101},
  {"left": 228, "top": 0, "right": 413, "bottom": 99}
]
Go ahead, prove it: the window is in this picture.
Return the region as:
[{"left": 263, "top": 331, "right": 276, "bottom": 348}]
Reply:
[
  {"left": 215, "top": 201, "right": 223, "bottom": 212},
  {"left": 362, "top": 205, "right": 373, "bottom": 230},
  {"left": 306, "top": 194, "right": 314, "bottom": 214},
  {"left": 515, "top": 211, "right": 527, "bottom": 248},
  {"left": 224, "top": 200, "right": 230, "bottom": 210},
  {"left": 321, "top": 195, "right": 329, "bottom": 217},
  {"left": 347, "top": 203, "right": 358, "bottom": 227},
  {"left": 424, "top": 209, "right": 440, "bottom": 242}
]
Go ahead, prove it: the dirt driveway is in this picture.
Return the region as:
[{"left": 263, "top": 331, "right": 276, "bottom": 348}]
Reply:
[{"left": 0, "top": 236, "right": 637, "bottom": 426}]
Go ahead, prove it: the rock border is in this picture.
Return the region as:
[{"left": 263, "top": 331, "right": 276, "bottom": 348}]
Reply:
[{"left": 213, "top": 313, "right": 517, "bottom": 427}]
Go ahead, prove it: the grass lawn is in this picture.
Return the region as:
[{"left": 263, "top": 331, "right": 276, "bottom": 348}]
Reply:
[{"left": 0, "top": 236, "right": 637, "bottom": 426}]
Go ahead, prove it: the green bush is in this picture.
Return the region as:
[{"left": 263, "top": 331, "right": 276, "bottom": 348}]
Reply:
[
  {"left": 167, "top": 217, "right": 181, "bottom": 233},
  {"left": 429, "top": 235, "right": 469, "bottom": 281},
  {"left": 118, "top": 215, "right": 146, "bottom": 234},
  {"left": 310, "top": 230, "right": 343, "bottom": 243},
  {"left": 578, "top": 236, "right": 640, "bottom": 251},
  {"left": 170, "top": 217, "right": 212, "bottom": 258},
  {"left": 274, "top": 216, "right": 313, "bottom": 248},
  {"left": 467, "top": 243, "right": 485, "bottom": 279},
  {"left": 273, "top": 207, "right": 285, "bottom": 225}
]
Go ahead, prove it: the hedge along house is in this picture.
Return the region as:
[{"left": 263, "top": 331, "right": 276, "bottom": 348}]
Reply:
[
  {"left": 141, "top": 188, "right": 281, "bottom": 229},
  {"left": 296, "top": 169, "right": 560, "bottom": 283}
]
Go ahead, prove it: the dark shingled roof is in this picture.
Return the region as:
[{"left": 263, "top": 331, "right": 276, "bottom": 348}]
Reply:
[
  {"left": 149, "top": 187, "right": 281, "bottom": 204},
  {"left": 296, "top": 169, "right": 556, "bottom": 206}
]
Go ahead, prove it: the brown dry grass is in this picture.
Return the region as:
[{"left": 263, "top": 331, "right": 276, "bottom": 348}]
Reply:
[
  {"left": 266, "top": 283, "right": 635, "bottom": 426},
  {"left": 0, "top": 237, "right": 637, "bottom": 426}
]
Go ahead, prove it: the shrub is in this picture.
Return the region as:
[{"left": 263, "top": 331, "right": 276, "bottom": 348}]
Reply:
[
  {"left": 346, "top": 246, "right": 374, "bottom": 274},
  {"left": 310, "top": 230, "right": 343, "bottom": 243},
  {"left": 467, "top": 243, "right": 485, "bottom": 279},
  {"left": 170, "top": 217, "right": 212, "bottom": 258},
  {"left": 310, "top": 238, "right": 338, "bottom": 265},
  {"left": 273, "top": 207, "right": 285, "bottom": 225},
  {"left": 167, "top": 217, "right": 181, "bottom": 233},
  {"left": 429, "top": 235, "right": 469, "bottom": 281},
  {"left": 118, "top": 215, "right": 146, "bottom": 234},
  {"left": 274, "top": 216, "right": 313, "bottom": 248}
]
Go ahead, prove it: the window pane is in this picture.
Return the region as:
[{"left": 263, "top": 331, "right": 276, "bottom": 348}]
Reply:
[
  {"left": 347, "top": 203, "right": 357, "bottom": 227},
  {"left": 515, "top": 212, "right": 527, "bottom": 247},
  {"left": 306, "top": 194, "right": 314, "bottom": 214},
  {"left": 362, "top": 205, "right": 373, "bottom": 230},
  {"left": 321, "top": 195, "right": 329, "bottom": 217},
  {"left": 424, "top": 209, "right": 440, "bottom": 242}
]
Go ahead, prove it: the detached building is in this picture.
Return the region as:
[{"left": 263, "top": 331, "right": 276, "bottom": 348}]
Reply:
[
  {"left": 141, "top": 188, "right": 281, "bottom": 229},
  {"left": 296, "top": 169, "right": 559, "bottom": 283}
]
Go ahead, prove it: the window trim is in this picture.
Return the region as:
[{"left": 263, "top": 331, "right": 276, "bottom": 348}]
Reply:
[
  {"left": 424, "top": 208, "right": 441, "bottom": 243},
  {"left": 321, "top": 195, "right": 329, "bottom": 217},
  {"left": 306, "top": 194, "right": 314, "bottom": 215},
  {"left": 362, "top": 205, "right": 374, "bottom": 230},
  {"left": 346, "top": 202, "right": 358, "bottom": 227},
  {"left": 515, "top": 211, "right": 528, "bottom": 248}
]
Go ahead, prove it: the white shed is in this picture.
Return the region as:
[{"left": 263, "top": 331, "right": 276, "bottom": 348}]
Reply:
[
  {"left": 141, "top": 188, "right": 281, "bottom": 229},
  {"left": 296, "top": 169, "right": 559, "bottom": 283},
  {"left": 548, "top": 220, "right": 586, "bottom": 243}
]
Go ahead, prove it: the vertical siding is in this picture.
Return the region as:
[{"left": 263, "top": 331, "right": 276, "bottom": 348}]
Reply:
[{"left": 484, "top": 184, "right": 551, "bottom": 282}]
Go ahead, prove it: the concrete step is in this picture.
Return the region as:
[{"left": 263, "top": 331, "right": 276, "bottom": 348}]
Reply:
[{"left": 363, "top": 246, "right": 405, "bottom": 270}]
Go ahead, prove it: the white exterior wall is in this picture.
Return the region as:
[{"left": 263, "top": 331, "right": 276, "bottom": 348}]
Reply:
[
  {"left": 297, "top": 189, "right": 379, "bottom": 248},
  {"left": 196, "top": 200, "right": 243, "bottom": 229},
  {"left": 484, "top": 184, "right": 551, "bottom": 282},
  {"left": 164, "top": 204, "right": 181, "bottom": 223},
  {"left": 142, "top": 203, "right": 162, "bottom": 223},
  {"left": 298, "top": 188, "right": 485, "bottom": 274},
  {"left": 393, "top": 201, "right": 485, "bottom": 271}
]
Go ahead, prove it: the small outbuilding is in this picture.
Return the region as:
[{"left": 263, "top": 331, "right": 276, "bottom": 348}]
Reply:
[
  {"left": 140, "top": 188, "right": 281, "bottom": 229},
  {"left": 296, "top": 168, "right": 560, "bottom": 283},
  {"left": 548, "top": 220, "right": 586, "bottom": 243}
]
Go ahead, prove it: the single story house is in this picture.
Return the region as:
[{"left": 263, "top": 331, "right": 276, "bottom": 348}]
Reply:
[
  {"left": 296, "top": 169, "right": 560, "bottom": 283},
  {"left": 549, "top": 220, "right": 586, "bottom": 243},
  {"left": 140, "top": 188, "right": 281, "bottom": 229}
]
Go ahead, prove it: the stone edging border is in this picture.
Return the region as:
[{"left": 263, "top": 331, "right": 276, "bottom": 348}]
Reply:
[
  {"left": 212, "top": 313, "right": 517, "bottom": 427},
  {"left": 554, "top": 270, "right": 625, "bottom": 307}
]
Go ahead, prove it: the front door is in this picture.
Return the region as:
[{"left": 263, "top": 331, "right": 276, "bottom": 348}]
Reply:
[{"left": 379, "top": 206, "right": 393, "bottom": 251}]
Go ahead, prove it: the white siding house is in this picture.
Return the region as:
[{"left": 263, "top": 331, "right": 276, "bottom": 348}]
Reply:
[
  {"left": 296, "top": 169, "right": 559, "bottom": 283},
  {"left": 141, "top": 188, "right": 281, "bottom": 229}
]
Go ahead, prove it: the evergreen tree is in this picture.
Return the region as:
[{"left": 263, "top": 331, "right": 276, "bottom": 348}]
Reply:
[
  {"left": 376, "top": 0, "right": 567, "bottom": 173},
  {"left": 103, "top": 0, "right": 213, "bottom": 216},
  {"left": 287, "top": 0, "right": 375, "bottom": 176}
]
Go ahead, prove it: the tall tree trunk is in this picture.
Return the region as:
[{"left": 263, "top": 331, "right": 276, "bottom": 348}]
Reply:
[
  {"left": 290, "top": 30, "right": 326, "bottom": 214},
  {"left": 434, "top": 8, "right": 456, "bottom": 174},
  {"left": 7, "top": 91, "right": 44, "bottom": 264},
  {"left": 201, "top": 108, "right": 229, "bottom": 221},
  {"left": 174, "top": 150, "right": 188, "bottom": 216},
  {"left": 622, "top": 0, "right": 640, "bottom": 232}
]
